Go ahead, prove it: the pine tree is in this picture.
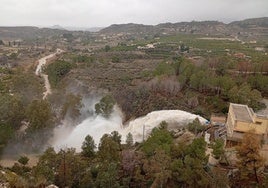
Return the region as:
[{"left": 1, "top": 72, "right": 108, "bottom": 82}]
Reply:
[
  {"left": 236, "top": 131, "right": 264, "bottom": 185},
  {"left": 212, "top": 138, "right": 225, "bottom": 159},
  {"left": 98, "top": 134, "right": 120, "bottom": 162},
  {"left": 81, "top": 135, "right": 96, "bottom": 158},
  {"left": 126, "top": 132, "right": 134, "bottom": 147}
]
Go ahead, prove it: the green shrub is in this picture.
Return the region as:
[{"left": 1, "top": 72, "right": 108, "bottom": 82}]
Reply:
[
  {"left": 95, "top": 95, "right": 116, "bottom": 118},
  {"left": 45, "top": 60, "right": 72, "bottom": 87},
  {"left": 187, "top": 118, "right": 205, "bottom": 134},
  {"left": 153, "top": 62, "right": 175, "bottom": 76},
  {"left": 211, "top": 139, "right": 225, "bottom": 159}
]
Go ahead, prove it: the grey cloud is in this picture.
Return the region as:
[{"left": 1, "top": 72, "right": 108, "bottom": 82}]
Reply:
[{"left": 0, "top": 0, "right": 267, "bottom": 27}]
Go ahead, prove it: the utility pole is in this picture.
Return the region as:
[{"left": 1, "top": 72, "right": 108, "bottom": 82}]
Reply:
[
  {"left": 142, "top": 124, "right": 145, "bottom": 142},
  {"left": 63, "top": 150, "right": 66, "bottom": 187}
]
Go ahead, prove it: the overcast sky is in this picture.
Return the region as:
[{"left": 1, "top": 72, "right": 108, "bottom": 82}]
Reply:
[{"left": 1, "top": 0, "right": 267, "bottom": 28}]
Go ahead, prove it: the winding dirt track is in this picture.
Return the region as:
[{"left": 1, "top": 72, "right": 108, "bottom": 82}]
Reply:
[
  {"left": 35, "top": 49, "right": 63, "bottom": 99},
  {"left": 0, "top": 49, "right": 64, "bottom": 168}
]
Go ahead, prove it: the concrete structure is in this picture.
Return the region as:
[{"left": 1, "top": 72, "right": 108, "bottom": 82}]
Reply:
[
  {"left": 226, "top": 103, "right": 268, "bottom": 144},
  {"left": 207, "top": 115, "right": 227, "bottom": 141}
]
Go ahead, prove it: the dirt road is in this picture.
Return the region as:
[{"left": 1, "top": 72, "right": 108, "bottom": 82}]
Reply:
[{"left": 35, "top": 48, "right": 63, "bottom": 99}]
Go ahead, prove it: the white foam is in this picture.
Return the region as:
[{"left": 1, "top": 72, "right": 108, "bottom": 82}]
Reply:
[
  {"left": 51, "top": 110, "right": 123, "bottom": 151},
  {"left": 51, "top": 106, "right": 206, "bottom": 152},
  {"left": 123, "top": 110, "right": 207, "bottom": 143}
]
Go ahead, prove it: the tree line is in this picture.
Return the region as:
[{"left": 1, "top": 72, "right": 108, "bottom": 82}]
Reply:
[{"left": 1, "top": 122, "right": 267, "bottom": 187}]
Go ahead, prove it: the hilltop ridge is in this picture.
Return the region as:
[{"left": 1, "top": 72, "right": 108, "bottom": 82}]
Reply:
[
  {"left": 1, "top": 17, "right": 267, "bottom": 40},
  {"left": 99, "top": 17, "right": 268, "bottom": 36}
]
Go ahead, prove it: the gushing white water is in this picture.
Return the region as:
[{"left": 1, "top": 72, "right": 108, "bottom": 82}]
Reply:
[
  {"left": 51, "top": 108, "right": 123, "bottom": 151},
  {"left": 51, "top": 103, "right": 207, "bottom": 152},
  {"left": 123, "top": 110, "right": 207, "bottom": 142},
  {"left": 35, "top": 49, "right": 63, "bottom": 99}
]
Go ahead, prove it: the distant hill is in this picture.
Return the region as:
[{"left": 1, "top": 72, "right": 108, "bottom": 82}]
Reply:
[
  {"left": 0, "top": 26, "right": 71, "bottom": 40},
  {"left": 50, "top": 25, "right": 66, "bottom": 30},
  {"left": 0, "top": 17, "right": 267, "bottom": 40},
  {"left": 64, "top": 26, "right": 104, "bottom": 32},
  {"left": 229, "top": 17, "right": 268, "bottom": 28},
  {"left": 99, "top": 17, "right": 268, "bottom": 36},
  {"left": 156, "top": 21, "right": 227, "bottom": 35},
  {"left": 0, "top": 26, "right": 39, "bottom": 39},
  {"left": 99, "top": 21, "right": 228, "bottom": 35},
  {"left": 99, "top": 23, "right": 154, "bottom": 34},
  {"left": 85, "top": 27, "right": 104, "bottom": 32}
]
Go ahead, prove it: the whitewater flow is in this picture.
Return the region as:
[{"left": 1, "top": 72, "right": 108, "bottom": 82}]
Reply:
[
  {"left": 35, "top": 49, "right": 63, "bottom": 99},
  {"left": 51, "top": 104, "right": 207, "bottom": 152}
]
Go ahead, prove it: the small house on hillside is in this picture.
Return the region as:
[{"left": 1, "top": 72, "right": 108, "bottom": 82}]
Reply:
[{"left": 225, "top": 103, "right": 268, "bottom": 147}]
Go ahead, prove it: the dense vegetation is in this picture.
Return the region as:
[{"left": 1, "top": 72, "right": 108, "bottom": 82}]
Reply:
[
  {"left": 1, "top": 30, "right": 265, "bottom": 149},
  {"left": 95, "top": 95, "right": 116, "bottom": 118},
  {"left": 0, "top": 62, "right": 76, "bottom": 154},
  {"left": 0, "top": 19, "right": 267, "bottom": 187},
  {"left": 1, "top": 125, "right": 267, "bottom": 187},
  {"left": 1, "top": 125, "right": 211, "bottom": 187},
  {"left": 45, "top": 60, "right": 73, "bottom": 88}
]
